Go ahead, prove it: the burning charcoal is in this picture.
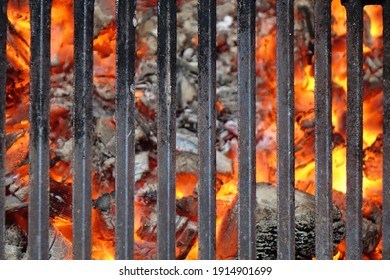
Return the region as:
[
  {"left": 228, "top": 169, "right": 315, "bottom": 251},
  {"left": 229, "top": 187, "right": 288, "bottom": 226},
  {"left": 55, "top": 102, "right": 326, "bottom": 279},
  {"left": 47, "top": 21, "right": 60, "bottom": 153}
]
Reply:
[
  {"left": 95, "top": 118, "right": 116, "bottom": 156},
  {"left": 93, "top": 192, "right": 115, "bottom": 212},
  {"left": 53, "top": 138, "right": 73, "bottom": 162},
  {"left": 49, "top": 181, "right": 73, "bottom": 221},
  {"left": 176, "top": 132, "right": 233, "bottom": 175},
  {"left": 5, "top": 129, "right": 26, "bottom": 150},
  {"left": 137, "top": 213, "right": 158, "bottom": 242},
  {"left": 333, "top": 190, "right": 382, "bottom": 255},
  {"left": 5, "top": 179, "right": 73, "bottom": 220},
  {"left": 176, "top": 220, "right": 197, "bottom": 259},
  {"left": 295, "top": 111, "right": 315, "bottom": 169},
  {"left": 135, "top": 183, "right": 158, "bottom": 205},
  {"left": 176, "top": 196, "right": 198, "bottom": 221},
  {"left": 5, "top": 195, "right": 27, "bottom": 213},
  {"left": 5, "top": 225, "right": 27, "bottom": 260},
  {"left": 14, "top": 185, "right": 28, "bottom": 201},
  {"left": 92, "top": 192, "right": 117, "bottom": 231},
  {"left": 22, "top": 224, "right": 72, "bottom": 260},
  {"left": 176, "top": 151, "right": 198, "bottom": 174},
  {"left": 363, "top": 134, "right": 383, "bottom": 181},
  {"left": 94, "top": 0, "right": 115, "bottom": 37},
  {"left": 217, "top": 183, "right": 346, "bottom": 260},
  {"left": 5, "top": 132, "right": 29, "bottom": 175},
  {"left": 134, "top": 241, "right": 157, "bottom": 260},
  {"left": 362, "top": 208, "right": 381, "bottom": 254},
  {"left": 332, "top": 132, "right": 345, "bottom": 148},
  {"left": 47, "top": 225, "right": 72, "bottom": 260},
  {"left": 136, "top": 209, "right": 198, "bottom": 260}
]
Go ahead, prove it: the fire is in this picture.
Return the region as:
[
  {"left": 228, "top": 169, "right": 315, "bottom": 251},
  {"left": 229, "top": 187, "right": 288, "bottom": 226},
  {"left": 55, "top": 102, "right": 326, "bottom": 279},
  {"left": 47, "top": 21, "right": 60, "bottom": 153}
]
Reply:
[{"left": 3, "top": 0, "right": 386, "bottom": 260}]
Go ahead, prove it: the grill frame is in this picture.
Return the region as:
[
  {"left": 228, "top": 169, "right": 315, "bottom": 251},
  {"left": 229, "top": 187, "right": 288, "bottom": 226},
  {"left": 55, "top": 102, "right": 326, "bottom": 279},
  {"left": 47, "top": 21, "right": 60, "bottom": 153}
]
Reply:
[{"left": 0, "top": 0, "right": 389, "bottom": 260}]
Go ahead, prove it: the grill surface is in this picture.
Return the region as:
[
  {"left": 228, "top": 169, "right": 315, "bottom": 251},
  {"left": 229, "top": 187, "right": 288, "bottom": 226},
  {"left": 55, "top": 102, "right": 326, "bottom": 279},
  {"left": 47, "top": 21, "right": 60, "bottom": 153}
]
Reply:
[{"left": 0, "top": 0, "right": 389, "bottom": 260}]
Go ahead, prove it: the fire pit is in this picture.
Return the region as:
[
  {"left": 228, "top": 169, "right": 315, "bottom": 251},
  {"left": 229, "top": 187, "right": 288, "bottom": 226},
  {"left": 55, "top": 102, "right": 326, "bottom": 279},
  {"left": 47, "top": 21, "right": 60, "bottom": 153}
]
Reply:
[{"left": 0, "top": 0, "right": 388, "bottom": 260}]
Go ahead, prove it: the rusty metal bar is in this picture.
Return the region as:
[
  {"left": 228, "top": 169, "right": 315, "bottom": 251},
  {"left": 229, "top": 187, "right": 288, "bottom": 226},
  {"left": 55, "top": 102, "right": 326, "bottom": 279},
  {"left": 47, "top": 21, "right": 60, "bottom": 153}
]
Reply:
[
  {"left": 115, "top": 0, "right": 137, "bottom": 260},
  {"left": 73, "top": 0, "right": 94, "bottom": 260},
  {"left": 28, "top": 0, "right": 52, "bottom": 260},
  {"left": 314, "top": 0, "right": 333, "bottom": 260},
  {"left": 276, "top": 0, "right": 295, "bottom": 260},
  {"left": 198, "top": 0, "right": 216, "bottom": 260},
  {"left": 157, "top": 0, "right": 177, "bottom": 260},
  {"left": 237, "top": 0, "right": 256, "bottom": 260},
  {"left": 383, "top": 0, "right": 390, "bottom": 260},
  {"left": 0, "top": 0, "right": 7, "bottom": 260},
  {"left": 343, "top": 0, "right": 364, "bottom": 260}
]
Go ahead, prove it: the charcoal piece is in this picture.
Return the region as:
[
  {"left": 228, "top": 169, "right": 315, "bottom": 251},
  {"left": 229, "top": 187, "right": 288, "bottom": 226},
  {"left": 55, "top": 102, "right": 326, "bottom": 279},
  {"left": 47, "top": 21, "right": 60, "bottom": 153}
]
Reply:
[
  {"left": 5, "top": 224, "right": 27, "bottom": 260},
  {"left": 134, "top": 241, "right": 157, "bottom": 260},
  {"left": 47, "top": 225, "right": 72, "bottom": 260},
  {"left": 217, "top": 183, "right": 346, "bottom": 260},
  {"left": 93, "top": 191, "right": 115, "bottom": 212},
  {"left": 176, "top": 220, "right": 197, "bottom": 259},
  {"left": 135, "top": 207, "right": 198, "bottom": 259},
  {"left": 333, "top": 189, "right": 382, "bottom": 255},
  {"left": 363, "top": 134, "right": 383, "bottom": 181}
]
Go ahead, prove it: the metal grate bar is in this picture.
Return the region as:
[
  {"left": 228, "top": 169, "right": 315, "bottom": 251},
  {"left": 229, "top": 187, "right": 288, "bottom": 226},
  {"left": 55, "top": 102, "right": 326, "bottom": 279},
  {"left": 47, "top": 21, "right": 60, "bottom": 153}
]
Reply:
[
  {"left": 73, "top": 0, "right": 94, "bottom": 260},
  {"left": 157, "top": 0, "right": 177, "bottom": 260},
  {"left": 382, "top": 0, "right": 390, "bottom": 260},
  {"left": 198, "top": 0, "right": 217, "bottom": 260},
  {"left": 276, "top": 0, "right": 295, "bottom": 260},
  {"left": 0, "top": 0, "right": 7, "bottom": 260},
  {"left": 237, "top": 0, "right": 256, "bottom": 260},
  {"left": 343, "top": 0, "right": 364, "bottom": 260},
  {"left": 314, "top": 0, "right": 333, "bottom": 260},
  {"left": 115, "top": 0, "right": 137, "bottom": 260},
  {"left": 28, "top": 0, "right": 52, "bottom": 260}
]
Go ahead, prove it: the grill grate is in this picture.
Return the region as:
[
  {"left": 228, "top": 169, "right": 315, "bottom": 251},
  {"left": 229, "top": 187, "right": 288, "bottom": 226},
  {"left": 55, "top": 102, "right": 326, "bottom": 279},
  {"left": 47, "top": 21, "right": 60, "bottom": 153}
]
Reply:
[
  {"left": 0, "top": 0, "right": 389, "bottom": 260},
  {"left": 382, "top": 0, "right": 390, "bottom": 260}
]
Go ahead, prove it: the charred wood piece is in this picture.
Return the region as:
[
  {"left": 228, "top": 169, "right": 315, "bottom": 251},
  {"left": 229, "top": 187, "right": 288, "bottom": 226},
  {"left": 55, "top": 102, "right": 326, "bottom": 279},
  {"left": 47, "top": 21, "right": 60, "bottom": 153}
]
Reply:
[{"left": 217, "top": 183, "right": 346, "bottom": 260}]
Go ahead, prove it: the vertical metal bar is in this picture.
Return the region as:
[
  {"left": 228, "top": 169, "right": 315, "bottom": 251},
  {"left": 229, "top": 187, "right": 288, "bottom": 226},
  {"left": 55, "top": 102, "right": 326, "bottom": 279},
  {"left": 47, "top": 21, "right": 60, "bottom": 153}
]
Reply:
[
  {"left": 237, "top": 0, "right": 256, "bottom": 260},
  {"left": 342, "top": 0, "right": 364, "bottom": 260},
  {"left": 276, "top": 0, "right": 295, "bottom": 260},
  {"left": 198, "top": 0, "right": 216, "bottom": 260},
  {"left": 0, "top": 0, "right": 7, "bottom": 260},
  {"left": 73, "top": 0, "right": 94, "bottom": 260},
  {"left": 157, "top": 0, "right": 176, "bottom": 260},
  {"left": 115, "top": 0, "right": 136, "bottom": 260},
  {"left": 382, "top": 0, "right": 390, "bottom": 260},
  {"left": 314, "top": 0, "right": 333, "bottom": 260},
  {"left": 28, "top": 0, "right": 52, "bottom": 260}
]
